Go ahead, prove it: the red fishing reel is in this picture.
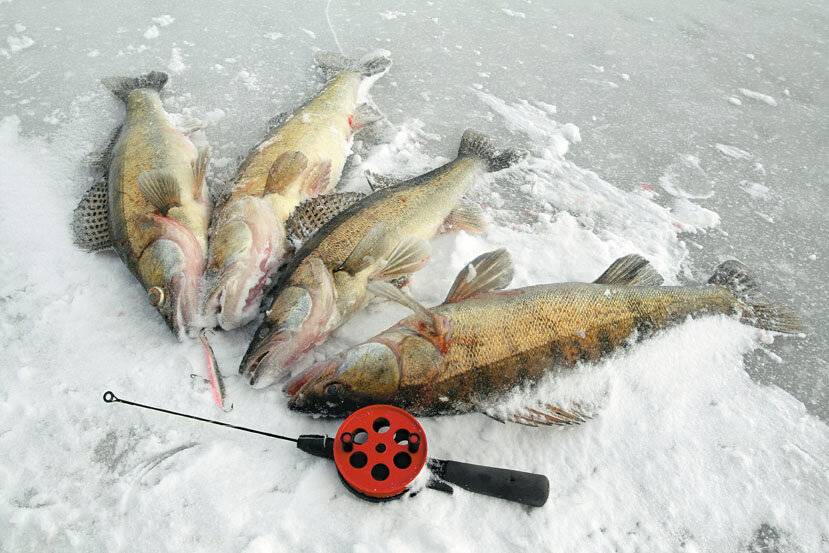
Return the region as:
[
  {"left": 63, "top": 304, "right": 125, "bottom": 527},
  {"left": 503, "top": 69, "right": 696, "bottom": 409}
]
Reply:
[
  {"left": 333, "top": 405, "right": 428, "bottom": 501},
  {"left": 104, "top": 391, "right": 549, "bottom": 507}
]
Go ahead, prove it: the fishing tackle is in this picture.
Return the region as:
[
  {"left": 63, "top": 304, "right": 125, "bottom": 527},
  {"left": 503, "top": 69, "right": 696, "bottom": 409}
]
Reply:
[{"left": 103, "top": 391, "right": 549, "bottom": 507}]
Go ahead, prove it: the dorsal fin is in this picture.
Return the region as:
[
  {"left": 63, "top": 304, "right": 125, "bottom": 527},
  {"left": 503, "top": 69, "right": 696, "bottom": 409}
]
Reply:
[
  {"left": 71, "top": 178, "right": 112, "bottom": 251},
  {"left": 593, "top": 254, "right": 663, "bottom": 286},
  {"left": 285, "top": 192, "right": 365, "bottom": 242},
  {"left": 138, "top": 169, "right": 182, "bottom": 214},
  {"left": 444, "top": 248, "right": 514, "bottom": 304},
  {"left": 264, "top": 151, "right": 308, "bottom": 195},
  {"left": 365, "top": 170, "right": 405, "bottom": 191}
]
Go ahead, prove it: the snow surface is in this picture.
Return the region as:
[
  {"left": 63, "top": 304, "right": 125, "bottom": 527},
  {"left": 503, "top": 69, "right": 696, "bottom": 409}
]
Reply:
[{"left": 1, "top": 0, "right": 827, "bottom": 551}]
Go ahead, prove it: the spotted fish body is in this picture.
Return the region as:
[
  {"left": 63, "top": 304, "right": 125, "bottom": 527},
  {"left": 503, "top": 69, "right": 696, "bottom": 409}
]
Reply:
[
  {"left": 204, "top": 51, "right": 392, "bottom": 331},
  {"left": 73, "top": 71, "right": 211, "bottom": 339},
  {"left": 286, "top": 251, "right": 801, "bottom": 422},
  {"left": 240, "top": 130, "right": 527, "bottom": 388}
]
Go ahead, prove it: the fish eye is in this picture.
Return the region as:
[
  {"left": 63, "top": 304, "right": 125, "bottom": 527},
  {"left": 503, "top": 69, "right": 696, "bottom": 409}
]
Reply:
[
  {"left": 325, "top": 382, "right": 343, "bottom": 399},
  {"left": 148, "top": 286, "right": 165, "bottom": 307}
]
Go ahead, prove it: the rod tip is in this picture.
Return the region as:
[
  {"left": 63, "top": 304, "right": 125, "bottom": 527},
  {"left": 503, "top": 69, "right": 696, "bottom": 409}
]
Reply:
[{"left": 103, "top": 391, "right": 117, "bottom": 403}]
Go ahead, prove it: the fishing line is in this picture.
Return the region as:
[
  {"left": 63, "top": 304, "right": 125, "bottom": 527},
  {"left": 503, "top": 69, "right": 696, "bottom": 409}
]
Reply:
[{"left": 325, "top": 0, "right": 345, "bottom": 56}]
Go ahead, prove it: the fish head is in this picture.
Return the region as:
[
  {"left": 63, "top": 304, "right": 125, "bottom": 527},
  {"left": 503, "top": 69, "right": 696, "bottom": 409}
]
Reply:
[
  {"left": 139, "top": 236, "right": 204, "bottom": 340},
  {"left": 205, "top": 201, "right": 284, "bottom": 330},
  {"left": 239, "top": 258, "right": 338, "bottom": 388},
  {"left": 285, "top": 341, "right": 401, "bottom": 415}
]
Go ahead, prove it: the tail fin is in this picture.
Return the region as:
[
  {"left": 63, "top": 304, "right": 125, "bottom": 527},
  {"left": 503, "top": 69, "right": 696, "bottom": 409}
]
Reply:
[
  {"left": 709, "top": 260, "right": 803, "bottom": 334},
  {"left": 457, "top": 129, "right": 527, "bottom": 172},
  {"left": 314, "top": 50, "right": 392, "bottom": 79},
  {"left": 102, "top": 71, "right": 168, "bottom": 103}
]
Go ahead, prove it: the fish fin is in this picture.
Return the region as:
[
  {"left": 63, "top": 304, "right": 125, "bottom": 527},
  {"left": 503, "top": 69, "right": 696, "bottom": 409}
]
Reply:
[
  {"left": 340, "top": 224, "right": 386, "bottom": 273},
  {"left": 442, "top": 202, "right": 487, "bottom": 234},
  {"left": 708, "top": 260, "right": 803, "bottom": 334},
  {"left": 457, "top": 129, "right": 527, "bottom": 172},
  {"left": 368, "top": 281, "right": 435, "bottom": 323},
  {"left": 199, "top": 331, "right": 232, "bottom": 412},
  {"left": 365, "top": 170, "right": 405, "bottom": 191},
  {"left": 593, "top": 254, "right": 664, "bottom": 286},
  {"left": 264, "top": 151, "right": 308, "bottom": 195},
  {"left": 191, "top": 146, "right": 210, "bottom": 199},
  {"left": 707, "top": 260, "right": 759, "bottom": 296},
  {"left": 266, "top": 112, "right": 291, "bottom": 136},
  {"left": 101, "top": 70, "right": 168, "bottom": 103},
  {"left": 485, "top": 403, "right": 590, "bottom": 427},
  {"left": 72, "top": 178, "right": 112, "bottom": 251},
  {"left": 370, "top": 237, "right": 430, "bottom": 281},
  {"left": 314, "top": 49, "right": 392, "bottom": 79},
  {"left": 352, "top": 103, "right": 383, "bottom": 130},
  {"left": 444, "top": 248, "right": 513, "bottom": 304},
  {"left": 138, "top": 170, "right": 183, "bottom": 214},
  {"left": 286, "top": 192, "right": 365, "bottom": 242}
]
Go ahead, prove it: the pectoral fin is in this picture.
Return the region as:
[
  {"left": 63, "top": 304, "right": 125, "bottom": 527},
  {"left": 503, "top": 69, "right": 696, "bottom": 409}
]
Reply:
[
  {"left": 367, "top": 281, "right": 437, "bottom": 330},
  {"left": 593, "top": 254, "right": 663, "bottom": 286},
  {"left": 286, "top": 192, "right": 365, "bottom": 242},
  {"left": 72, "top": 178, "right": 112, "bottom": 251},
  {"left": 138, "top": 170, "right": 183, "bottom": 214},
  {"left": 264, "top": 151, "right": 308, "bottom": 195},
  {"left": 191, "top": 147, "right": 210, "bottom": 200},
  {"left": 370, "top": 237, "right": 430, "bottom": 281},
  {"left": 442, "top": 202, "right": 487, "bottom": 234},
  {"left": 483, "top": 403, "right": 590, "bottom": 427},
  {"left": 352, "top": 103, "right": 383, "bottom": 130},
  {"left": 444, "top": 248, "right": 513, "bottom": 304}
]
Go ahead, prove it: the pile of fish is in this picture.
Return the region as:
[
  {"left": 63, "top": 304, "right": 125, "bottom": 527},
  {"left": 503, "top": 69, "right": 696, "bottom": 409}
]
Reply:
[{"left": 73, "top": 50, "right": 802, "bottom": 425}]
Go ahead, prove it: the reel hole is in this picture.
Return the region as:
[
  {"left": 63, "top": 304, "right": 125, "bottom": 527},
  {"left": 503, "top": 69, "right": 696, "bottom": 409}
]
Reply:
[
  {"left": 393, "top": 452, "right": 412, "bottom": 469},
  {"left": 349, "top": 451, "right": 368, "bottom": 468},
  {"left": 393, "top": 429, "right": 410, "bottom": 445},
  {"left": 372, "top": 417, "right": 390, "bottom": 433},
  {"left": 370, "top": 463, "right": 390, "bottom": 481},
  {"left": 353, "top": 429, "right": 368, "bottom": 444}
]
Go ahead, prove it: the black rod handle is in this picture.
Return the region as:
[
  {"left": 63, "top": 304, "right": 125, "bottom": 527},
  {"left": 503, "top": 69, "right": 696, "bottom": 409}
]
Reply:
[{"left": 428, "top": 459, "right": 549, "bottom": 507}]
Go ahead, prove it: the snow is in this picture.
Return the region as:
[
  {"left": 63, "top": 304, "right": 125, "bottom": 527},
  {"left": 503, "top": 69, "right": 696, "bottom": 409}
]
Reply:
[
  {"left": 143, "top": 25, "right": 160, "bottom": 40},
  {"left": 739, "top": 88, "right": 778, "bottom": 106},
  {"left": 0, "top": 1, "right": 826, "bottom": 551}
]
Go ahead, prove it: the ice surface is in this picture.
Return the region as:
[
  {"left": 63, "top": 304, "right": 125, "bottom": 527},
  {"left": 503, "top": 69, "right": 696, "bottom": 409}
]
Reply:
[{"left": 0, "top": 0, "right": 826, "bottom": 551}]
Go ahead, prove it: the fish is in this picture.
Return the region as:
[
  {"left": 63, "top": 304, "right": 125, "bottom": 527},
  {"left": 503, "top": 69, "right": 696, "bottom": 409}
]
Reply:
[
  {"left": 72, "top": 71, "right": 211, "bottom": 339},
  {"left": 204, "top": 50, "right": 391, "bottom": 331},
  {"left": 239, "top": 130, "right": 527, "bottom": 388},
  {"left": 285, "top": 249, "right": 802, "bottom": 423}
]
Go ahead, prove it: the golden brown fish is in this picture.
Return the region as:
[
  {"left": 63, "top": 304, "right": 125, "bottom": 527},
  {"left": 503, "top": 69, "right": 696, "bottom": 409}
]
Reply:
[
  {"left": 239, "top": 130, "right": 527, "bottom": 388},
  {"left": 204, "top": 51, "right": 391, "bottom": 330},
  {"left": 72, "top": 71, "right": 211, "bottom": 339},
  {"left": 285, "top": 250, "right": 802, "bottom": 423}
]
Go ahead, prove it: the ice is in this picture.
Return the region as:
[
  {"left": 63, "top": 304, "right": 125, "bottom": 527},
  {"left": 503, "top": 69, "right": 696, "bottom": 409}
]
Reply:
[
  {"left": 6, "top": 34, "right": 34, "bottom": 52},
  {"left": 143, "top": 25, "right": 160, "bottom": 40},
  {"left": 715, "top": 143, "right": 753, "bottom": 160},
  {"left": 153, "top": 14, "right": 175, "bottom": 27},
  {"left": 0, "top": 1, "right": 825, "bottom": 551}
]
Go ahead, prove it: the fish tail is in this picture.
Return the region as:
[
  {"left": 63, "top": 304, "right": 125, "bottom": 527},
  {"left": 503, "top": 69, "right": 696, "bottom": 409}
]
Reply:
[
  {"left": 314, "top": 49, "right": 392, "bottom": 79},
  {"left": 708, "top": 260, "right": 803, "bottom": 334},
  {"left": 101, "top": 70, "right": 168, "bottom": 103},
  {"left": 457, "top": 129, "right": 527, "bottom": 172}
]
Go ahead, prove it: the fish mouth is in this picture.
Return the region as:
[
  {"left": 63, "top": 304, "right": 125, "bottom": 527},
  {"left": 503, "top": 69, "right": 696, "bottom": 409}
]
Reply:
[
  {"left": 205, "top": 261, "right": 271, "bottom": 331},
  {"left": 239, "top": 328, "right": 305, "bottom": 388},
  {"left": 284, "top": 358, "right": 339, "bottom": 399},
  {"left": 285, "top": 358, "right": 345, "bottom": 413},
  {"left": 160, "top": 272, "right": 201, "bottom": 340}
]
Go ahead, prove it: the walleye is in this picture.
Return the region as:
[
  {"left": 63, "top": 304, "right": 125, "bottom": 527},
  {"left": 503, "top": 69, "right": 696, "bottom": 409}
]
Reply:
[
  {"left": 72, "top": 71, "right": 211, "bottom": 339},
  {"left": 239, "top": 130, "right": 527, "bottom": 388},
  {"left": 204, "top": 50, "right": 391, "bottom": 330},
  {"left": 285, "top": 250, "right": 802, "bottom": 423}
]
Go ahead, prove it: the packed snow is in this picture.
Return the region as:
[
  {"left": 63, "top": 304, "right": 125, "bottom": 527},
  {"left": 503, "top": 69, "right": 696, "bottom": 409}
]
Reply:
[{"left": 1, "top": 1, "right": 826, "bottom": 551}]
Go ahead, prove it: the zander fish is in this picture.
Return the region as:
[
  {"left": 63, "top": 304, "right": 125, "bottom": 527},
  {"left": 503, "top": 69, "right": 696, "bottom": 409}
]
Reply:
[
  {"left": 204, "top": 51, "right": 391, "bottom": 330},
  {"left": 239, "top": 130, "right": 527, "bottom": 388},
  {"left": 72, "top": 71, "right": 211, "bottom": 339},
  {"left": 285, "top": 249, "right": 802, "bottom": 423}
]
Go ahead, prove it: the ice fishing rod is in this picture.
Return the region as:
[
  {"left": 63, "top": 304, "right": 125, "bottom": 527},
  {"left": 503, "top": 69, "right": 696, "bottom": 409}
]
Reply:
[{"left": 103, "top": 391, "right": 549, "bottom": 507}]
